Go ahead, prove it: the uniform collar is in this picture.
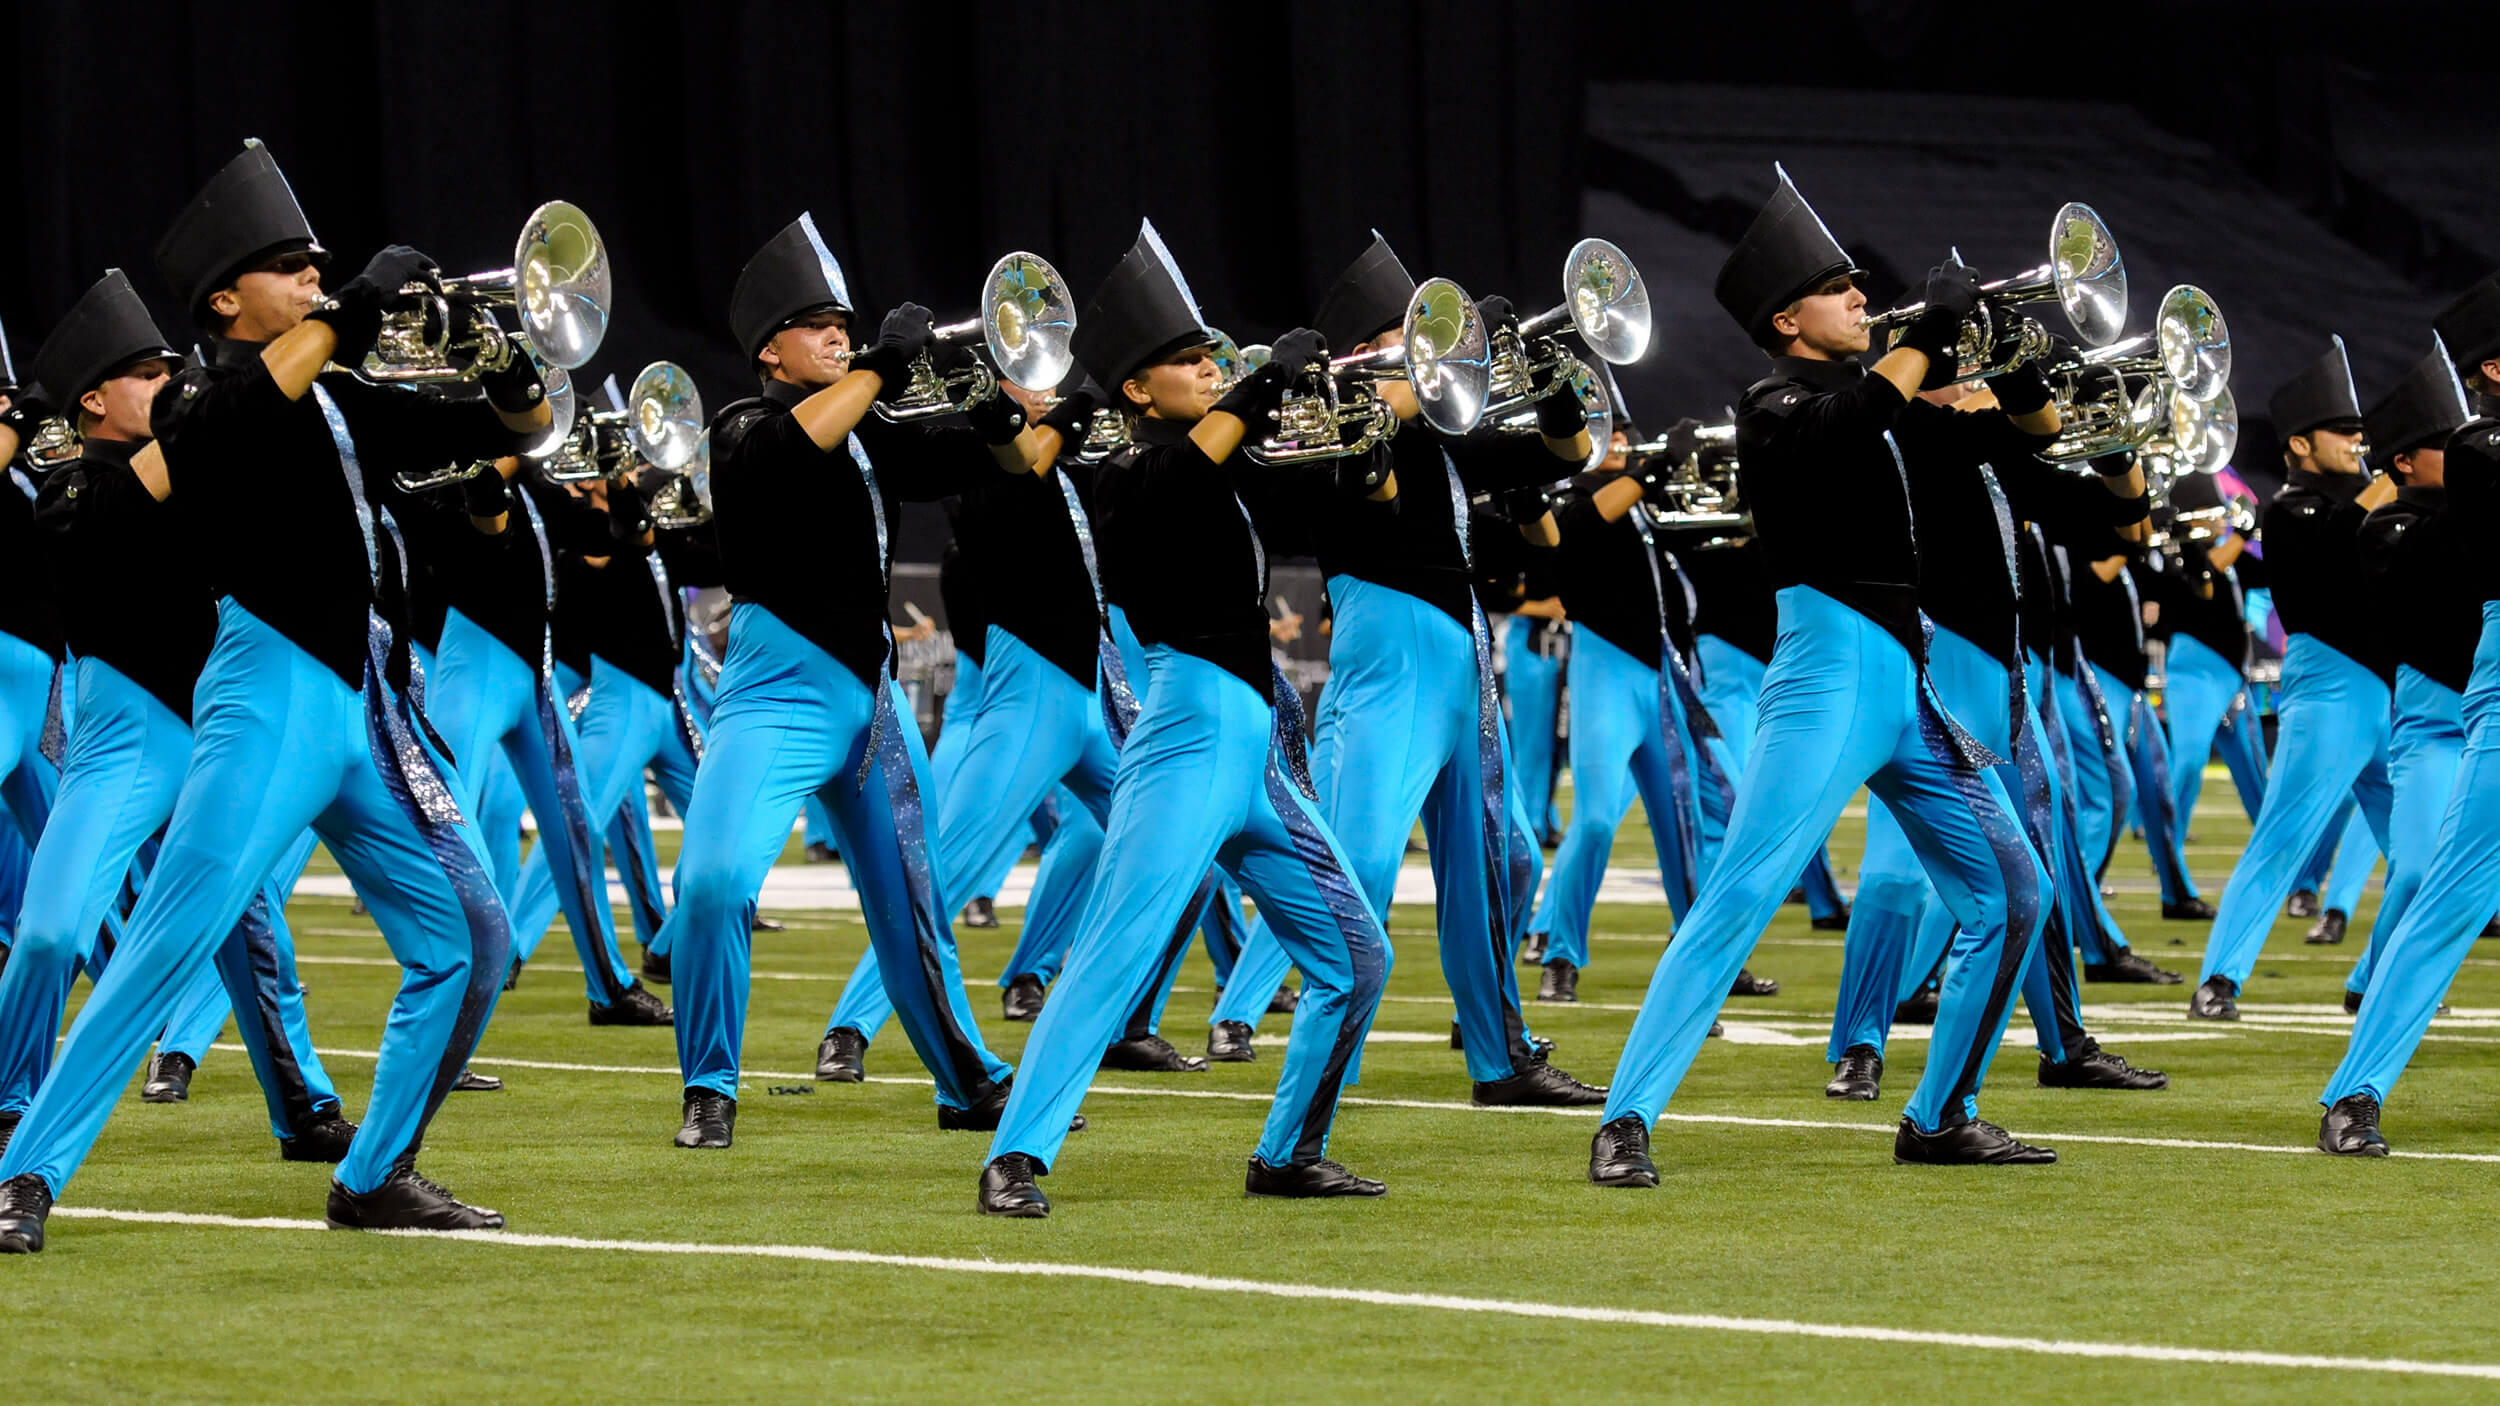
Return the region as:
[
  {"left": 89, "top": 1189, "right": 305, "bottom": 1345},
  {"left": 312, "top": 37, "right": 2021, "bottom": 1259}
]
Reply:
[
  {"left": 2395, "top": 483, "right": 2449, "bottom": 511},
  {"left": 1767, "top": 354, "right": 1864, "bottom": 392},
  {"left": 760, "top": 376, "right": 812, "bottom": 410},
  {"left": 1132, "top": 414, "right": 1193, "bottom": 448},
  {"left": 78, "top": 436, "right": 145, "bottom": 469},
  {"left": 213, "top": 336, "right": 265, "bottom": 369},
  {"left": 2285, "top": 465, "right": 2365, "bottom": 505}
]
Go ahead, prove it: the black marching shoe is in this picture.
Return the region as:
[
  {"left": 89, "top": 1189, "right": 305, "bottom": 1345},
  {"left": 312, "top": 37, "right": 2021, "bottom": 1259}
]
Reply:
[
  {"left": 817, "top": 1027, "right": 868, "bottom": 1082},
  {"left": 751, "top": 914, "right": 784, "bottom": 933},
  {"left": 142, "top": 1051, "right": 195, "bottom": 1103},
  {"left": 0, "top": 1173, "right": 54, "bottom": 1254},
  {"left": 1538, "top": 959, "right": 1579, "bottom": 1003},
  {"left": 2084, "top": 948, "right": 2184, "bottom": 985},
  {"left": 1102, "top": 1033, "right": 1208, "bottom": 1072},
  {"left": 1208, "top": 1020, "right": 1257, "bottom": 1063},
  {"left": 589, "top": 983, "right": 674, "bottom": 1027},
  {"left": 2305, "top": 909, "right": 2349, "bottom": 945},
  {"left": 804, "top": 841, "right": 839, "bottom": 864},
  {"left": 452, "top": 1069, "right": 502, "bottom": 1092},
  {"left": 2345, "top": 988, "right": 2363, "bottom": 1016},
  {"left": 1825, "top": 1045, "right": 1883, "bottom": 1100},
  {"left": 641, "top": 946, "right": 670, "bottom": 986},
  {"left": 1001, "top": 973, "right": 1046, "bottom": 1022},
  {"left": 1518, "top": 931, "right": 1548, "bottom": 966},
  {"left": 1588, "top": 1115, "right": 1658, "bottom": 1188},
  {"left": 1729, "top": 968, "right": 1779, "bottom": 997},
  {"left": 280, "top": 1113, "right": 360, "bottom": 1163},
  {"left": 1893, "top": 989, "right": 1940, "bottom": 1025},
  {"left": 1473, "top": 1056, "right": 1605, "bottom": 1107},
  {"left": 2319, "top": 1094, "right": 2390, "bottom": 1157},
  {"left": 1894, "top": 1115, "right": 2056, "bottom": 1165},
  {"left": 2037, "top": 1039, "right": 2167, "bottom": 1090},
  {"left": 2286, "top": 888, "right": 2322, "bottom": 919},
  {"left": 503, "top": 956, "right": 525, "bottom": 991},
  {"left": 1810, "top": 908, "right": 1852, "bottom": 932},
  {"left": 1267, "top": 985, "right": 1299, "bottom": 1016},
  {"left": 2188, "top": 975, "right": 2240, "bottom": 1021},
  {"left": 1245, "top": 1157, "right": 1385, "bottom": 1198},
  {"left": 938, "top": 1078, "right": 1085, "bottom": 1134},
  {"left": 2161, "top": 896, "right": 2217, "bottom": 921},
  {"left": 960, "top": 896, "right": 999, "bottom": 930},
  {"left": 674, "top": 1089, "right": 735, "bottom": 1148},
  {"left": 978, "top": 1153, "right": 1051, "bottom": 1217},
  {"left": 326, "top": 1161, "right": 505, "bottom": 1232}
]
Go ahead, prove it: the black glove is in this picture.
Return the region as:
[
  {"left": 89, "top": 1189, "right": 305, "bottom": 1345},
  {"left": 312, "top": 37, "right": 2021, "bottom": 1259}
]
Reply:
[
  {"left": 1986, "top": 360, "right": 2053, "bottom": 417},
  {"left": 475, "top": 333, "right": 547, "bottom": 414},
  {"left": 607, "top": 475, "right": 652, "bottom": 542},
  {"left": 963, "top": 387, "right": 1025, "bottom": 446},
  {"left": 2088, "top": 449, "right": 2137, "bottom": 479},
  {"left": 312, "top": 244, "right": 435, "bottom": 360},
  {"left": 1531, "top": 363, "right": 1587, "bottom": 440},
  {"left": 1892, "top": 258, "right": 1980, "bottom": 367},
  {"left": 458, "top": 462, "right": 511, "bottom": 518},
  {"left": 1213, "top": 327, "right": 1325, "bottom": 426},
  {"left": 1040, "top": 382, "right": 1103, "bottom": 440},
  {"left": 850, "top": 303, "right": 936, "bottom": 397},
  {"left": 1476, "top": 295, "right": 1519, "bottom": 338},
  {"left": 1494, "top": 484, "right": 1551, "bottom": 525}
]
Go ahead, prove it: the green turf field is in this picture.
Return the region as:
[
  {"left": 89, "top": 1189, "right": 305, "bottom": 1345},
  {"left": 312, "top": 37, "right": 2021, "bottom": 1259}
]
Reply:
[{"left": 16, "top": 783, "right": 2500, "bottom": 1402}]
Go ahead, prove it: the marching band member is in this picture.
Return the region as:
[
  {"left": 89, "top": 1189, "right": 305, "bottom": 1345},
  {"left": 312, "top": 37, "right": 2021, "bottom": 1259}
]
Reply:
[
  {"left": 2141, "top": 474, "right": 2269, "bottom": 914},
  {"left": 0, "top": 139, "right": 547, "bottom": 1250},
  {"left": 1593, "top": 170, "right": 2056, "bottom": 1186},
  {"left": 658, "top": 213, "right": 1046, "bottom": 1150},
  {"left": 2318, "top": 330, "right": 2496, "bottom": 1154},
  {"left": 978, "top": 224, "right": 1388, "bottom": 1216},
  {"left": 2190, "top": 340, "right": 2397, "bottom": 1020}
]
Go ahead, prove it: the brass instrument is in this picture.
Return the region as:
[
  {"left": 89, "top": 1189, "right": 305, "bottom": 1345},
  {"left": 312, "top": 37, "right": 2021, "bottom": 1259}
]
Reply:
[
  {"left": 861, "top": 252, "right": 1076, "bottom": 421},
  {"left": 649, "top": 430, "right": 713, "bottom": 529},
  {"left": 362, "top": 200, "right": 611, "bottom": 384},
  {"left": 1245, "top": 277, "right": 1492, "bottom": 465},
  {"left": 1869, "top": 203, "right": 2128, "bottom": 383},
  {"left": 2039, "top": 284, "right": 2231, "bottom": 464},
  {"left": 23, "top": 415, "right": 82, "bottom": 471},
  {"left": 538, "top": 360, "right": 703, "bottom": 484},
  {"left": 1483, "top": 238, "right": 1651, "bottom": 418},
  {"left": 1630, "top": 419, "right": 1749, "bottom": 536}
]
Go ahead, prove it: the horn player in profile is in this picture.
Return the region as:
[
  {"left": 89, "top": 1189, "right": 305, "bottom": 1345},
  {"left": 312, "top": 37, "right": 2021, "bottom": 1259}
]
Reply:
[
  {"left": 1591, "top": 166, "right": 2061, "bottom": 1186},
  {"left": 0, "top": 139, "right": 553, "bottom": 1252},
  {"left": 0, "top": 270, "right": 353, "bottom": 1167}
]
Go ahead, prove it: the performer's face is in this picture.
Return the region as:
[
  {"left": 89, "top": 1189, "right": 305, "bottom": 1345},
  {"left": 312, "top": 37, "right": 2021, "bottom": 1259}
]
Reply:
[
  {"left": 762, "top": 309, "right": 853, "bottom": 390},
  {"left": 1773, "top": 275, "right": 1870, "bottom": 359},
  {"left": 1124, "top": 344, "right": 1221, "bottom": 423},
  {"left": 214, "top": 249, "right": 324, "bottom": 340},
  {"left": 79, "top": 357, "right": 176, "bottom": 442},
  {"left": 2292, "top": 426, "right": 2364, "bottom": 475}
]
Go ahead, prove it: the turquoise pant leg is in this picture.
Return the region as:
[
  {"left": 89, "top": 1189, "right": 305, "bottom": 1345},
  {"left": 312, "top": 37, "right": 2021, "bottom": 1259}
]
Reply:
[
  {"left": 2345, "top": 669, "right": 2465, "bottom": 997},
  {"left": 2199, "top": 636, "right": 2395, "bottom": 989},
  {"left": 432, "top": 609, "right": 633, "bottom": 1004},
  {"left": 988, "top": 648, "right": 1385, "bottom": 1172},
  {"left": 155, "top": 961, "right": 230, "bottom": 1061},
  {"left": 1503, "top": 614, "right": 1565, "bottom": 840},
  {"left": 2320, "top": 809, "right": 2381, "bottom": 919},
  {"left": 2032, "top": 655, "right": 2125, "bottom": 965},
  {"left": 205, "top": 827, "right": 345, "bottom": 1138},
  {"left": 1698, "top": 633, "right": 1848, "bottom": 920},
  {"left": 2163, "top": 634, "right": 2252, "bottom": 860},
  {"left": 2114, "top": 676, "right": 2195, "bottom": 905},
  {"left": 0, "top": 631, "right": 60, "bottom": 881},
  {"left": 2325, "top": 605, "right": 2500, "bottom": 1106},
  {"left": 2055, "top": 670, "right": 2121, "bottom": 876},
  {"left": 662, "top": 605, "right": 1006, "bottom": 1105},
  {"left": 509, "top": 661, "right": 696, "bottom": 954},
  {"left": 998, "top": 793, "right": 1104, "bottom": 988},
  {"left": 2215, "top": 692, "right": 2270, "bottom": 817},
  {"left": 0, "top": 826, "right": 26, "bottom": 949},
  {"left": 1828, "top": 797, "right": 1929, "bottom": 1060},
  {"left": 1606, "top": 590, "right": 2042, "bottom": 1134},
  {"left": 2295, "top": 797, "right": 2354, "bottom": 895},
  {"left": 1, "top": 603, "right": 509, "bottom": 1196},
  {"left": 1538, "top": 630, "right": 1700, "bottom": 970}
]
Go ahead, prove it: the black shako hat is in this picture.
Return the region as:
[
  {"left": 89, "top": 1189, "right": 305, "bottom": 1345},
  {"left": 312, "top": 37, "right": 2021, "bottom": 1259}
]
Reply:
[
  {"left": 730, "top": 212, "right": 857, "bottom": 360},
  {"left": 2433, "top": 272, "right": 2500, "bottom": 373},
  {"left": 1314, "top": 232, "right": 1416, "bottom": 354},
  {"left": 2365, "top": 343, "right": 2472, "bottom": 462},
  {"left": 154, "top": 139, "right": 327, "bottom": 323},
  {"left": 1070, "top": 219, "right": 1214, "bottom": 395},
  {"left": 1714, "top": 164, "right": 1862, "bottom": 340},
  {"left": 2268, "top": 336, "right": 2364, "bottom": 441},
  {"left": 30, "top": 270, "right": 179, "bottom": 409}
]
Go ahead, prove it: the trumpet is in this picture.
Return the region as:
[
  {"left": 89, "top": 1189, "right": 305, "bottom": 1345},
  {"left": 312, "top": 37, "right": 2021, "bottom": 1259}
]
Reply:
[
  {"left": 856, "top": 252, "right": 1076, "bottom": 422},
  {"left": 539, "top": 361, "right": 704, "bottom": 484},
  {"left": 1493, "top": 358, "right": 1616, "bottom": 471},
  {"left": 1245, "top": 278, "right": 1492, "bottom": 465},
  {"left": 1868, "top": 202, "right": 2129, "bottom": 385},
  {"left": 1483, "top": 238, "right": 1652, "bottom": 421},
  {"left": 2037, "top": 284, "right": 2232, "bottom": 464},
  {"left": 360, "top": 200, "right": 611, "bottom": 385},
  {"left": 390, "top": 364, "right": 578, "bottom": 493},
  {"left": 648, "top": 430, "right": 713, "bottom": 529}
]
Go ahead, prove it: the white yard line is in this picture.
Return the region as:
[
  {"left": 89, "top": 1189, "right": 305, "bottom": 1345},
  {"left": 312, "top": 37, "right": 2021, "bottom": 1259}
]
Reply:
[
  {"left": 41, "top": 1206, "right": 2500, "bottom": 1381},
  {"left": 212, "top": 1044, "right": 2500, "bottom": 1166}
]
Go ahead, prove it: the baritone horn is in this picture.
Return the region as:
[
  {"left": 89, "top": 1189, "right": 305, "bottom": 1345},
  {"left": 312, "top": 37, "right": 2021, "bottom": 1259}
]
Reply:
[
  {"left": 2039, "top": 285, "right": 2234, "bottom": 472},
  {"left": 649, "top": 430, "right": 713, "bottom": 529},
  {"left": 1246, "top": 277, "right": 1491, "bottom": 465},
  {"left": 1629, "top": 418, "right": 1749, "bottom": 535},
  {"left": 1869, "top": 202, "right": 2128, "bottom": 386},
  {"left": 361, "top": 200, "right": 612, "bottom": 384},
  {"left": 1484, "top": 237, "right": 1652, "bottom": 417},
  {"left": 867, "top": 252, "right": 1076, "bottom": 421}
]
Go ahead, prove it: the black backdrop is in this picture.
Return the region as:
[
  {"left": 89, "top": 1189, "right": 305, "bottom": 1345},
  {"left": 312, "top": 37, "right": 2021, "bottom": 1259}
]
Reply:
[{"left": 3, "top": 2, "right": 1582, "bottom": 412}]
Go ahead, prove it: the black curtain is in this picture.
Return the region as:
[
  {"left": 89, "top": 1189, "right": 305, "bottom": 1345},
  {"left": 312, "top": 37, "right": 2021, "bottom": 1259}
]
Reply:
[{"left": 4, "top": 1, "right": 1583, "bottom": 419}]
